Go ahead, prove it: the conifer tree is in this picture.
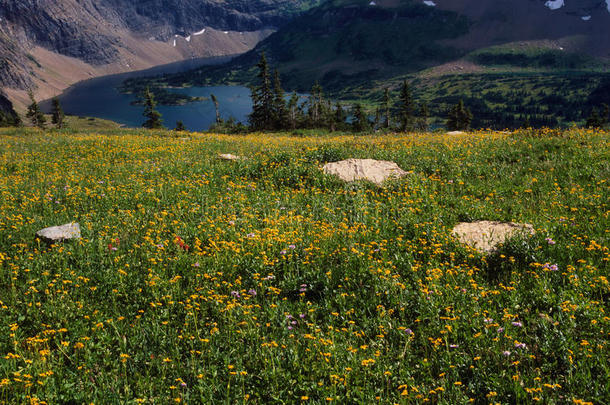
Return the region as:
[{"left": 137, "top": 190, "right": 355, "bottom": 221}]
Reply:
[
  {"left": 383, "top": 88, "right": 391, "bottom": 129},
  {"left": 249, "top": 52, "right": 274, "bottom": 130},
  {"left": 272, "top": 69, "right": 288, "bottom": 130},
  {"left": 334, "top": 102, "right": 346, "bottom": 130},
  {"left": 374, "top": 107, "right": 382, "bottom": 130},
  {"left": 25, "top": 92, "right": 46, "bottom": 129},
  {"left": 287, "top": 92, "right": 300, "bottom": 129},
  {"left": 210, "top": 94, "right": 221, "bottom": 124},
  {"left": 174, "top": 121, "right": 186, "bottom": 131},
  {"left": 352, "top": 103, "right": 369, "bottom": 132},
  {"left": 446, "top": 99, "right": 472, "bottom": 131},
  {"left": 307, "top": 82, "right": 325, "bottom": 128},
  {"left": 418, "top": 102, "right": 429, "bottom": 132},
  {"left": 601, "top": 103, "right": 609, "bottom": 127},
  {"left": 142, "top": 87, "right": 164, "bottom": 129},
  {"left": 397, "top": 80, "right": 414, "bottom": 132},
  {"left": 51, "top": 97, "right": 65, "bottom": 129}
]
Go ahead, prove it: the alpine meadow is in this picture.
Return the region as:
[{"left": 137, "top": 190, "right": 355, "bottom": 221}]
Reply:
[{"left": 1, "top": 0, "right": 610, "bottom": 404}]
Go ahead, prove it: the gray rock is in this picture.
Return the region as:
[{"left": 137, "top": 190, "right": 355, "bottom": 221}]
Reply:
[
  {"left": 322, "top": 158, "right": 409, "bottom": 186},
  {"left": 452, "top": 221, "right": 535, "bottom": 253},
  {"left": 36, "top": 223, "right": 81, "bottom": 243}
]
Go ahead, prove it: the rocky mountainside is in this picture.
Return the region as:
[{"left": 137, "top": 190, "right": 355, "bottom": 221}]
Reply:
[
  {"left": 0, "top": 0, "right": 320, "bottom": 108},
  {"left": 165, "top": 0, "right": 610, "bottom": 93}
]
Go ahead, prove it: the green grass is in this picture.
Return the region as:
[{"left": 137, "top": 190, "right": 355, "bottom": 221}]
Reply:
[{"left": 0, "top": 128, "right": 608, "bottom": 403}]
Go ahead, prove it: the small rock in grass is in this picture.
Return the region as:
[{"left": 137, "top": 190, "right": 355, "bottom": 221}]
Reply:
[
  {"left": 218, "top": 153, "right": 244, "bottom": 161},
  {"left": 36, "top": 223, "right": 81, "bottom": 243},
  {"left": 446, "top": 131, "right": 466, "bottom": 135},
  {"left": 322, "top": 158, "right": 408, "bottom": 186},
  {"left": 452, "top": 221, "right": 534, "bottom": 253}
]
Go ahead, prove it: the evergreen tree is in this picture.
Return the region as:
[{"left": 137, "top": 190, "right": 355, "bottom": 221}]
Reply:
[
  {"left": 585, "top": 108, "right": 602, "bottom": 128},
  {"left": 142, "top": 87, "right": 164, "bottom": 129},
  {"left": 446, "top": 99, "right": 473, "bottom": 131},
  {"left": 248, "top": 52, "right": 274, "bottom": 130},
  {"left": 601, "top": 103, "right": 609, "bottom": 127},
  {"left": 51, "top": 97, "right": 65, "bottom": 129},
  {"left": 25, "top": 92, "right": 46, "bottom": 129},
  {"left": 418, "top": 102, "right": 429, "bottom": 132},
  {"left": 352, "top": 103, "right": 370, "bottom": 132},
  {"left": 522, "top": 115, "right": 531, "bottom": 129},
  {"left": 272, "top": 69, "right": 288, "bottom": 130},
  {"left": 287, "top": 92, "right": 301, "bottom": 129},
  {"left": 374, "top": 107, "right": 382, "bottom": 130},
  {"left": 210, "top": 94, "right": 221, "bottom": 124},
  {"left": 174, "top": 121, "right": 186, "bottom": 131},
  {"left": 307, "top": 82, "right": 326, "bottom": 128},
  {"left": 334, "top": 102, "right": 346, "bottom": 131},
  {"left": 397, "top": 81, "right": 414, "bottom": 132},
  {"left": 383, "top": 88, "right": 391, "bottom": 129}
]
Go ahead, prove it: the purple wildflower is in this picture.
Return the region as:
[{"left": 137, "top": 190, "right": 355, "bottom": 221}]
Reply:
[
  {"left": 545, "top": 237, "right": 556, "bottom": 245},
  {"left": 248, "top": 289, "right": 257, "bottom": 296},
  {"left": 288, "top": 244, "right": 296, "bottom": 250},
  {"left": 280, "top": 250, "right": 287, "bottom": 255},
  {"left": 503, "top": 351, "right": 511, "bottom": 357},
  {"left": 230, "top": 291, "right": 240, "bottom": 298},
  {"left": 497, "top": 327, "right": 505, "bottom": 333},
  {"left": 405, "top": 328, "right": 413, "bottom": 335},
  {"left": 299, "top": 313, "right": 306, "bottom": 319},
  {"left": 511, "top": 321, "right": 523, "bottom": 327},
  {"left": 515, "top": 343, "right": 527, "bottom": 349}
]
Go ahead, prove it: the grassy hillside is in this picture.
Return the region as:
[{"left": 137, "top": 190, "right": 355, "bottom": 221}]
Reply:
[
  {"left": 0, "top": 128, "right": 608, "bottom": 403},
  {"left": 359, "top": 71, "right": 610, "bottom": 129}
]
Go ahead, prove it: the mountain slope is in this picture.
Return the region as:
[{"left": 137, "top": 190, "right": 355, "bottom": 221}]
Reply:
[
  {"left": 157, "top": 0, "right": 610, "bottom": 94},
  {"left": 0, "top": 0, "right": 321, "bottom": 109}
]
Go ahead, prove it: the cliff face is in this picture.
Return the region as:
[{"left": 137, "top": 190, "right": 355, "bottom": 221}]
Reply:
[{"left": 0, "top": 0, "right": 319, "bottom": 107}]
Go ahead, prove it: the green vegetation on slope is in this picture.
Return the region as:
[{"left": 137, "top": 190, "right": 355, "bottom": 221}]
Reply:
[{"left": 0, "top": 129, "right": 608, "bottom": 403}]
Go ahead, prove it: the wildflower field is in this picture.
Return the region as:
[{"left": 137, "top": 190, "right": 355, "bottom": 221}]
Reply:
[{"left": 0, "top": 128, "right": 608, "bottom": 404}]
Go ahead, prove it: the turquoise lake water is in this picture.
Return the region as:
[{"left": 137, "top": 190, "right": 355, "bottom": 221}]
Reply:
[{"left": 41, "top": 57, "right": 254, "bottom": 131}]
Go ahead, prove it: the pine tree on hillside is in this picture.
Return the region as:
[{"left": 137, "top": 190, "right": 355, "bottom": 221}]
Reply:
[
  {"left": 26, "top": 92, "right": 46, "bottom": 129},
  {"left": 249, "top": 52, "right": 274, "bottom": 130},
  {"left": 601, "top": 103, "right": 609, "bottom": 127},
  {"left": 334, "top": 102, "right": 346, "bottom": 131},
  {"left": 142, "top": 88, "right": 164, "bottom": 129},
  {"left": 174, "top": 121, "right": 186, "bottom": 131},
  {"left": 418, "top": 102, "right": 429, "bottom": 132},
  {"left": 585, "top": 108, "right": 602, "bottom": 128},
  {"left": 397, "top": 80, "right": 414, "bottom": 132},
  {"left": 352, "top": 103, "right": 370, "bottom": 132},
  {"left": 307, "top": 81, "right": 328, "bottom": 128},
  {"left": 272, "top": 69, "right": 288, "bottom": 130},
  {"left": 51, "top": 97, "right": 65, "bottom": 129},
  {"left": 446, "top": 99, "right": 473, "bottom": 131},
  {"left": 210, "top": 94, "right": 221, "bottom": 124},
  {"left": 374, "top": 107, "right": 382, "bottom": 130},
  {"left": 287, "top": 92, "right": 301, "bottom": 129},
  {"left": 383, "top": 88, "right": 391, "bottom": 129}
]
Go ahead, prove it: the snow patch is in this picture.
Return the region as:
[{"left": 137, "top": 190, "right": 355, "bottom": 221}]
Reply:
[
  {"left": 173, "top": 39, "right": 176, "bottom": 47},
  {"left": 369, "top": 1, "right": 376, "bottom": 5},
  {"left": 581, "top": 15, "right": 591, "bottom": 21},
  {"left": 544, "top": 0, "right": 565, "bottom": 10},
  {"left": 606, "top": 0, "right": 610, "bottom": 13},
  {"left": 193, "top": 28, "right": 206, "bottom": 36},
  {"left": 185, "top": 35, "right": 191, "bottom": 42},
  {"left": 223, "top": 31, "right": 229, "bottom": 34},
  {"left": 423, "top": 0, "right": 436, "bottom": 6}
]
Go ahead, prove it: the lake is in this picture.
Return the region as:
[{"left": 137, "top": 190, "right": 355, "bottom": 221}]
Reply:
[{"left": 41, "top": 57, "right": 254, "bottom": 131}]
